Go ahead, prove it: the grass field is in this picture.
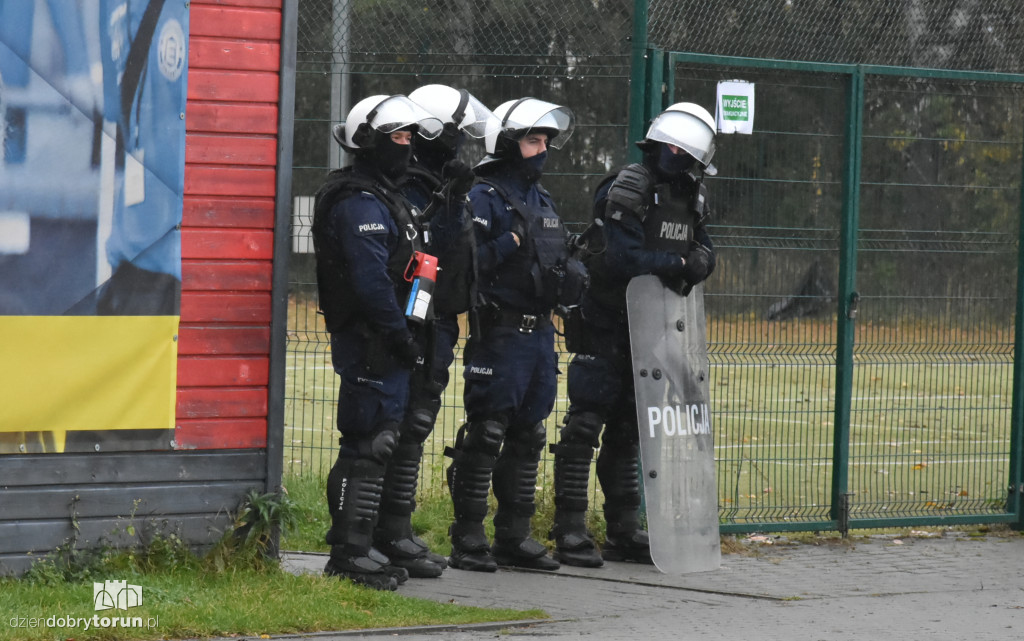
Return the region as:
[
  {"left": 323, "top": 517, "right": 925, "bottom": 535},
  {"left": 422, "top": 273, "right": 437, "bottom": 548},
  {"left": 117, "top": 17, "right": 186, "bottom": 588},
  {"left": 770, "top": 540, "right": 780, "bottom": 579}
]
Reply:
[{"left": 284, "top": 295, "right": 1017, "bottom": 533}]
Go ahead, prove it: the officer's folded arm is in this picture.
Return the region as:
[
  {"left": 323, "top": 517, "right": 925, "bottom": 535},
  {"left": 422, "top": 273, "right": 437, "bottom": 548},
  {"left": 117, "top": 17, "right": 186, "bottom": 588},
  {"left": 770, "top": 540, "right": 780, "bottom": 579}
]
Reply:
[{"left": 604, "top": 213, "right": 685, "bottom": 279}]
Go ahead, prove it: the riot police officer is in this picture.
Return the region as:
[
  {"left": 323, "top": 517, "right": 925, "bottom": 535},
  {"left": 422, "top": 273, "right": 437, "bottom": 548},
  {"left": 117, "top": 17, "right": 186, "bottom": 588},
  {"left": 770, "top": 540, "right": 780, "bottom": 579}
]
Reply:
[
  {"left": 369, "top": 85, "right": 496, "bottom": 579},
  {"left": 551, "top": 102, "right": 718, "bottom": 567},
  {"left": 311, "top": 94, "right": 443, "bottom": 590},
  {"left": 444, "top": 97, "right": 585, "bottom": 572}
]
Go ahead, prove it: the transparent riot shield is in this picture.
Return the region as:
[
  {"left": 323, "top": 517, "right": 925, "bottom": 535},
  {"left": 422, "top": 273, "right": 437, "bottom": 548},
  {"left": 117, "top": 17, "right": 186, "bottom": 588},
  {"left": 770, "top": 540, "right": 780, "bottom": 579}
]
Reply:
[{"left": 625, "top": 275, "right": 720, "bottom": 574}]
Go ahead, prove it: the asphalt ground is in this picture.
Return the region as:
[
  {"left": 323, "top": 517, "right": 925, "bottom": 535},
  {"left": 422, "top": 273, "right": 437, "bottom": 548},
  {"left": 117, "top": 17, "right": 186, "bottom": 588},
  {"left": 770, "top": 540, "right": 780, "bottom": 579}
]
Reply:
[{"left": 277, "top": 530, "right": 1024, "bottom": 640}]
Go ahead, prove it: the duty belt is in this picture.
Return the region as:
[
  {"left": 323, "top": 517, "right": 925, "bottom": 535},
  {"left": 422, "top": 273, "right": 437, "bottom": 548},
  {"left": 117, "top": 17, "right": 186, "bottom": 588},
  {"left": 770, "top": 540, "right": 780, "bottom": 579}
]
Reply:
[{"left": 485, "top": 308, "right": 552, "bottom": 334}]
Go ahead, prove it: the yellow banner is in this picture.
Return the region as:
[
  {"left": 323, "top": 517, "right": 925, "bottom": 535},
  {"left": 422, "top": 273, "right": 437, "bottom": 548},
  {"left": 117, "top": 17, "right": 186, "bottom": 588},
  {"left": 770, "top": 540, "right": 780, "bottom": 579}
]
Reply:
[{"left": 0, "top": 316, "right": 178, "bottom": 433}]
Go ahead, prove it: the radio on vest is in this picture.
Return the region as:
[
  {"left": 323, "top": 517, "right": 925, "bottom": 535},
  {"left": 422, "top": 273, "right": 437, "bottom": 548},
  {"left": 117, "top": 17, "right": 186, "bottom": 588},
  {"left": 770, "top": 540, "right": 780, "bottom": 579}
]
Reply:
[{"left": 403, "top": 251, "right": 438, "bottom": 324}]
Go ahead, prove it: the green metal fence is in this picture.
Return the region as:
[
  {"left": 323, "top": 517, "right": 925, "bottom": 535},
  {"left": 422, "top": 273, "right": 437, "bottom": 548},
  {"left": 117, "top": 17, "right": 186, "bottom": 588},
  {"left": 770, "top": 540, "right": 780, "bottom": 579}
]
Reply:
[
  {"left": 285, "top": 0, "right": 1024, "bottom": 534},
  {"left": 655, "top": 53, "right": 1024, "bottom": 533}
]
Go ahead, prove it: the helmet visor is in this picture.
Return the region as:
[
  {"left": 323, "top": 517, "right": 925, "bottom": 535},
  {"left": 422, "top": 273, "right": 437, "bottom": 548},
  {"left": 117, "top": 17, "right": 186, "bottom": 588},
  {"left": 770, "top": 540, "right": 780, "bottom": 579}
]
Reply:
[
  {"left": 645, "top": 110, "right": 716, "bottom": 167},
  {"left": 371, "top": 96, "right": 444, "bottom": 140},
  {"left": 501, "top": 99, "right": 575, "bottom": 149},
  {"left": 459, "top": 93, "right": 502, "bottom": 139}
]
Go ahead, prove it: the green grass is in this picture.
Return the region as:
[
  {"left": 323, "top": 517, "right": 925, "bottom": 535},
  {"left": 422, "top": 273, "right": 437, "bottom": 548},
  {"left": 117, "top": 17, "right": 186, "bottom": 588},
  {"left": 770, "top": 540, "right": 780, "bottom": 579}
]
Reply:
[
  {"left": 284, "top": 301, "right": 1018, "bottom": 532},
  {"left": 1, "top": 490, "right": 546, "bottom": 641},
  {"left": 0, "top": 567, "right": 544, "bottom": 641}
]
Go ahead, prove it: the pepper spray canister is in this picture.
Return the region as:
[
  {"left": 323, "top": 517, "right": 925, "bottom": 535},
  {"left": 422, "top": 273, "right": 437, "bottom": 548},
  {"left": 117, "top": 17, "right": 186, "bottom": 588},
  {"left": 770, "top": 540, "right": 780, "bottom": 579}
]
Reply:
[{"left": 403, "top": 251, "right": 438, "bottom": 324}]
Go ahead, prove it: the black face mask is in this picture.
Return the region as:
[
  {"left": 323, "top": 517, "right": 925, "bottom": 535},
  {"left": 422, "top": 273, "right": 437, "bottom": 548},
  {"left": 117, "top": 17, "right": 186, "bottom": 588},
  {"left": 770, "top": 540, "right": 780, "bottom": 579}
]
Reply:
[
  {"left": 656, "top": 143, "right": 697, "bottom": 178},
  {"left": 514, "top": 150, "right": 547, "bottom": 183},
  {"left": 413, "top": 134, "right": 460, "bottom": 172},
  {"left": 372, "top": 134, "right": 413, "bottom": 181}
]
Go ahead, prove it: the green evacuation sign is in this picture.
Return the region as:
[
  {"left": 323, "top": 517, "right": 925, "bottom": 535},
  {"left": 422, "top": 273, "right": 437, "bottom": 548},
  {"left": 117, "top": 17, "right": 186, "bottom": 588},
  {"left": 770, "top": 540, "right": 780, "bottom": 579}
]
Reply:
[
  {"left": 721, "top": 95, "right": 749, "bottom": 121},
  {"left": 716, "top": 80, "right": 755, "bottom": 134}
]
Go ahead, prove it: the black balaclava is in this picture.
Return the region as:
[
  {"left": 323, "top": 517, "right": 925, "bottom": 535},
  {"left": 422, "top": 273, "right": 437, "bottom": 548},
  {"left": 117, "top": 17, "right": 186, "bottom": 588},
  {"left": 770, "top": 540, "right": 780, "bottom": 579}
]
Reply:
[
  {"left": 515, "top": 149, "right": 547, "bottom": 184},
  {"left": 367, "top": 128, "right": 414, "bottom": 181},
  {"left": 412, "top": 132, "right": 460, "bottom": 174},
  {"left": 642, "top": 141, "right": 699, "bottom": 185},
  {"left": 656, "top": 142, "right": 697, "bottom": 178},
  {"left": 503, "top": 127, "right": 556, "bottom": 184}
]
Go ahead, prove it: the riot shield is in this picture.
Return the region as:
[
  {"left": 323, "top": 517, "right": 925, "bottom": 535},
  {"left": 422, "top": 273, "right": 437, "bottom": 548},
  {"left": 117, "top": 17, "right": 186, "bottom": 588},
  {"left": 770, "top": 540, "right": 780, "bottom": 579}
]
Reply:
[{"left": 625, "top": 275, "right": 720, "bottom": 574}]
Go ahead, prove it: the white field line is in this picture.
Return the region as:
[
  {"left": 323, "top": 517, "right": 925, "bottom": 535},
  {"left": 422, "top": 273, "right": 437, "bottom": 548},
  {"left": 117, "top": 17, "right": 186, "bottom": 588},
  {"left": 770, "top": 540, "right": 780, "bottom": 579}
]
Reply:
[
  {"left": 715, "top": 439, "right": 1009, "bottom": 450},
  {"left": 284, "top": 422, "right": 1009, "bottom": 451},
  {"left": 712, "top": 394, "right": 1000, "bottom": 404},
  {"left": 717, "top": 456, "right": 1010, "bottom": 468},
  {"left": 285, "top": 425, "right": 334, "bottom": 434}
]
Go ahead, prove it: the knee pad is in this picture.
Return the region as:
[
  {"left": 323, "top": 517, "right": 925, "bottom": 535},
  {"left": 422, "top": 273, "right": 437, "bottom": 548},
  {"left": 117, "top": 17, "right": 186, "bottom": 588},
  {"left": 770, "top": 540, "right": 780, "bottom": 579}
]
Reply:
[
  {"left": 401, "top": 405, "right": 437, "bottom": 444},
  {"left": 560, "top": 411, "right": 604, "bottom": 449},
  {"left": 354, "top": 421, "right": 399, "bottom": 464},
  {"left": 460, "top": 418, "right": 508, "bottom": 458},
  {"left": 505, "top": 421, "right": 547, "bottom": 459}
]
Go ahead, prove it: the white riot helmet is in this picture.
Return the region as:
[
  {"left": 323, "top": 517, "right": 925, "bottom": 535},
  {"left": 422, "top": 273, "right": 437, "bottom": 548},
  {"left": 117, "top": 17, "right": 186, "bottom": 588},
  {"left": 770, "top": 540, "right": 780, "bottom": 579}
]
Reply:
[
  {"left": 484, "top": 97, "right": 575, "bottom": 156},
  {"left": 408, "top": 84, "right": 500, "bottom": 146},
  {"left": 332, "top": 94, "right": 444, "bottom": 152},
  {"left": 642, "top": 102, "right": 717, "bottom": 172}
]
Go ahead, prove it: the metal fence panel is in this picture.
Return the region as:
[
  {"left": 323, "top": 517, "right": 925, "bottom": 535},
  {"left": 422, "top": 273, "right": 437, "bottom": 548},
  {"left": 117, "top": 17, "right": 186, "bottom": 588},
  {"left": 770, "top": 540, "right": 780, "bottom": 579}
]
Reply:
[
  {"left": 849, "top": 75, "right": 1022, "bottom": 527},
  {"left": 669, "top": 61, "right": 849, "bottom": 529},
  {"left": 285, "top": 0, "right": 1024, "bottom": 534}
]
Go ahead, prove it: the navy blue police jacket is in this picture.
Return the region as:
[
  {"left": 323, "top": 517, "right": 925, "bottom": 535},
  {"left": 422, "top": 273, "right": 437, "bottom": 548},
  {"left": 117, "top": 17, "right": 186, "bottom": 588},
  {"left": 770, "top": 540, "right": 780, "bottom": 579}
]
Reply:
[{"left": 467, "top": 169, "right": 551, "bottom": 314}]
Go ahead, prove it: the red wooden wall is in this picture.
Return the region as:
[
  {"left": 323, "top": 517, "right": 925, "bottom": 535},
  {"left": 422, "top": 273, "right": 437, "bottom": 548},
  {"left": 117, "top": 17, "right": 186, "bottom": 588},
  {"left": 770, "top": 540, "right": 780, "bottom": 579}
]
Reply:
[{"left": 176, "top": 0, "right": 284, "bottom": 450}]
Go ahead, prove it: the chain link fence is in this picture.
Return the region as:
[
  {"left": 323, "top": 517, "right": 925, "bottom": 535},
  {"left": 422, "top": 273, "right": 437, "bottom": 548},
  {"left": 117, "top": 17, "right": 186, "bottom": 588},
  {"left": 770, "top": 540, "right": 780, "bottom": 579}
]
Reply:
[
  {"left": 285, "top": 1, "right": 1024, "bottom": 533},
  {"left": 649, "top": 0, "right": 1024, "bottom": 73}
]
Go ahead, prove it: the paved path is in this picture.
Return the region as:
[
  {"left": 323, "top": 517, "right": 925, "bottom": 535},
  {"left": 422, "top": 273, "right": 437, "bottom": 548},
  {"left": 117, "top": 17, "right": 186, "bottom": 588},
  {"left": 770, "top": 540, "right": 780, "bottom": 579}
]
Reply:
[{"left": 281, "top": 532, "right": 1024, "bottom": 640}]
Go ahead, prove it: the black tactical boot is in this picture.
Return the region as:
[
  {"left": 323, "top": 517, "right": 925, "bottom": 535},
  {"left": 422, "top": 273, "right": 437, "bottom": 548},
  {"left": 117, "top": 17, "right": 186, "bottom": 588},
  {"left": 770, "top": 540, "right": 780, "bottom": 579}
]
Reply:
[
  {"left": 445, "top": 422, "right": 502, "bottom": 572},
  {"left": 597, "top": 443, "right": 653, "bottom": 565},
  {"left": 550, "top": 441, "right": 603, "bottom": 568},
  {"left": 375, "top": 441, "right": 445, "bottom": 578},
  {"left": 375, "top": 512, "right": 444, "bottom": 578},
  {"left": 601, "top": 529, "right": 653, "bottom": 564},
  {"left": 448, "top": 520, "right": 497, "bottom": 572},
  {"left": 324, "top": 546, "right": 397, "bottom": 591},
  {"left": 492, "top": 428, "right": 559, "bottom": 572},
  {"left": 367, "top": 547, "right": 409, "bottom": 584},
  {"left": 492, "top": 533, "right": 561, "bottom": 571},
  {"left": 323, "top": 457, "right": 397, "bottom": 590},
  {"left": 551, "top": 520, "right": 602, "bottom": 568}
]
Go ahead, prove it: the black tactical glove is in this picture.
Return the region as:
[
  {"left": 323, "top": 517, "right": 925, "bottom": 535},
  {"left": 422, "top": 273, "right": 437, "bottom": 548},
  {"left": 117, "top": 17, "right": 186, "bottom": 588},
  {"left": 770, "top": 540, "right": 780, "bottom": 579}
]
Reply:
[
  {"left": 681, "top": 241, "right": 714, "bottom": 285},
  {"left": 386, "top": 329, "right": 423, "bottom": 369},
  {"left": 442, "top": 159, "right": 476, "bottom": 200},
  {"left": 605, "top": 163, "right": 653, "bottom": 221},
  {"left": 509, "top": 218, "right": 528, "bottom": 247}
]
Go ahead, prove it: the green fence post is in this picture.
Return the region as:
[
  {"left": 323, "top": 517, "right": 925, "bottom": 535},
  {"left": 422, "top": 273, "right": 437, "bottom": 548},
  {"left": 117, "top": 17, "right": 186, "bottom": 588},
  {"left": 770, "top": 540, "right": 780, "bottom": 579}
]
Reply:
[
  {"left": 1008, "top": 133, "right": 1024, "bottom": 528},
  {"left": 830, "top": 66, "right": 864, "bottom": 533},
  {"left": 627, "top": 0, "right": 649, "bottom": 163},
  {"left": 647, "top": 47, "right": 665, "bottom": 118},
  {"left": 662, "top": 53, "right": 675, "bottom": 111}
]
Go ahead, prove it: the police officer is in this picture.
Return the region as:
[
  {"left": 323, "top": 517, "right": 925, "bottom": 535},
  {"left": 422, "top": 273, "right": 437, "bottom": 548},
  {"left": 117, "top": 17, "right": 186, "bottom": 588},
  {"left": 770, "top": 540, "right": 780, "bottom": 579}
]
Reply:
[
  {"left": 444, "top": 97, "right": 585, "bottom": 572},
  {"left": 550, "top": 102, "right": 717, "bottom": 567},
  {"left": 311, "top": 94, "right": 443, "bottom": 590},
  {"left": 369, "top": 85, "right": 496, "bottom": 579}
]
